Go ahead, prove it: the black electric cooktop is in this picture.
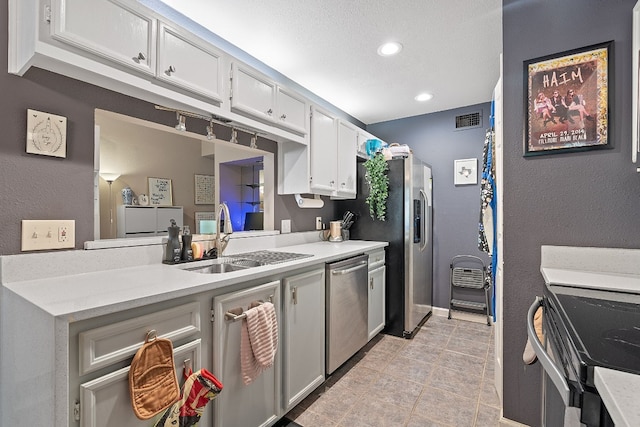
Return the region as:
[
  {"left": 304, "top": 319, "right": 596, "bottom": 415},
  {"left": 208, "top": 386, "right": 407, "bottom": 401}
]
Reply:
[{"left": 550, "top": 286, "right": 640, "bottom": 376}]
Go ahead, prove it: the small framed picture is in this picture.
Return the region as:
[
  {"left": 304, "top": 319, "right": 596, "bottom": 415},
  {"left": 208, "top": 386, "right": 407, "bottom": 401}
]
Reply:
[
  {"left": 524, "top": 41, "right": 612, "bottom": 156},
  {"left": 26, "top": 109, "right": 67, "bottom": 158},
  {"left": 454, "top": 158, "right": 477, "bottom": 186},
  {"left": 148, "top": 177, "right": 173, "bottom": 206},
  {"left": 194, "top": 174, "right": 215, "bottom": 205}
]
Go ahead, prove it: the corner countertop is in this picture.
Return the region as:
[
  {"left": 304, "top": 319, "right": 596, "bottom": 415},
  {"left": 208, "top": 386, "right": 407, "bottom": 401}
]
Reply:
[
  {"left": 540, "top": 245, "right": 640, "bottom": 427},
  {"left": 594, "top": 367, "right": 640, "bottom": 427},
  {"left": 2, "top": 240, "right": 387, "bottom": 322}
]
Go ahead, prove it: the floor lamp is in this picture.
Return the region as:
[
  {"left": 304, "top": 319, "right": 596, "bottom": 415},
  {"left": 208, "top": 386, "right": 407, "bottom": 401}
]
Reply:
[{"left": 99, "top": 173, "right": 121, "bottom": 238}]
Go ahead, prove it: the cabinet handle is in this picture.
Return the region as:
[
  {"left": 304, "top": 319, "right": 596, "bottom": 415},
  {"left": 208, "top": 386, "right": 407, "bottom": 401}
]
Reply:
[
  {"left": 280, "top": 114, "right": 287, "bottom": 120},
  {"left": 266, "top": 108, "right": 273, "bottom": 116},
  {"left": 370, "top": 277, "right": 374, "bottom": 289},
  {"left": 292, "top": 286, "right": 298, "bottom": 305},
  {"left": 134, "top": 52, "right": 146, "bottom": 63},
  {"left": 166, "top": 65, "right": 176, "bottom": 75}
]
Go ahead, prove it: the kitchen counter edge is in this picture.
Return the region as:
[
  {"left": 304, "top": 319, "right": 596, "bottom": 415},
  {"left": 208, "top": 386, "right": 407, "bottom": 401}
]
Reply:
[{"left": 1, "top": 240, "right": 388, "bottom": 322}]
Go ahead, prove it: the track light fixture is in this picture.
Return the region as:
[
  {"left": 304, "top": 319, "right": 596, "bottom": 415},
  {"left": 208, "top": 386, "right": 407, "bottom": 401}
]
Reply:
[
  {"left": 175, "top": 112, "right": 186, "bottom": 131},
  {"left": 206, "top": 120, "right": 216, "bottom": 140}
]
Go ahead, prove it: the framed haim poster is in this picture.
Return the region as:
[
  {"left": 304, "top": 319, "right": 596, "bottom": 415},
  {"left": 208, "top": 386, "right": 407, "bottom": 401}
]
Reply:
[
  {"left": 194, "top": 174, "right": 215, "bottom": 205},
  {"left": 148, "top": 177, "right": 173, "bottom": 206},
  {"left": 524, "top": 41, "right": 612, "bottom": 156}
]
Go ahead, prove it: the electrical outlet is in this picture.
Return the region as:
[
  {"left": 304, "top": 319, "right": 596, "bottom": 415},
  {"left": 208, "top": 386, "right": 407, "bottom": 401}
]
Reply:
[
  {"left": 315, "top": 217, "right": 322, "bottom": 230},
  {"left": 21, "top": 220, "right": 75, "bottom": 251},
  {"left": 281, "top": 219, "right": 291, "bottom": 234}
]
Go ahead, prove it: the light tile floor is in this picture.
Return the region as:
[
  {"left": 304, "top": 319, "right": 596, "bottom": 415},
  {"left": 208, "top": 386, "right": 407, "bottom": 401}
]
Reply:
[{"left": 285, "top": 315, "right": 504, "bottom": 427}]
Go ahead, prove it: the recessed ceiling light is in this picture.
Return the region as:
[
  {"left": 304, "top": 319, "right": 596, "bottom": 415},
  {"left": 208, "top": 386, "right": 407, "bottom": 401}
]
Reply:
[
  {"left": 415, "top": 92, "right": 433, "bottom": 102},
  {"left": 377, "top": 42, "right": 403, "bottom": 57}
]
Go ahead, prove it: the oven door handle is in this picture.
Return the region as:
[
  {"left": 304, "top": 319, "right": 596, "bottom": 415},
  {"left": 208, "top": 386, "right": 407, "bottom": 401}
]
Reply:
[{"left": 527, "top": 296, "right": 570, "bottom": 406}]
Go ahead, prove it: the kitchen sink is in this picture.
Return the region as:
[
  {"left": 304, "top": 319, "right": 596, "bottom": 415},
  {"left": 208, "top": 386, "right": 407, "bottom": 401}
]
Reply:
[
  {"left": 186, "top": 257, "right": 262, "bottom": 274},
  {"left": 185, "top": 251, "right": 312, "bottom": 274}
]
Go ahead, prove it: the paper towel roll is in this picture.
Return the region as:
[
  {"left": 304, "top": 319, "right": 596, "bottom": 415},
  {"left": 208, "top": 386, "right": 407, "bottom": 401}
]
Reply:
[{"left": 294, "top": 194, "right": 324, "bottom": 208}]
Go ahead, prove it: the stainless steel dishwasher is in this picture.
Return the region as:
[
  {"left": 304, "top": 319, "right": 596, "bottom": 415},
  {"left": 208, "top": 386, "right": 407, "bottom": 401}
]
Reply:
[{"left": 326, "top": 254, "right": 369, "bottom": 374}]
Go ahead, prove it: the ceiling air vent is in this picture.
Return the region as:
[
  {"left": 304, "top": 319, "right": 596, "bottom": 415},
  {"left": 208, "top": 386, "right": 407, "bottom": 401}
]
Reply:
[{"left": 455, "top": 111, "right": 482, "bottom": 130}]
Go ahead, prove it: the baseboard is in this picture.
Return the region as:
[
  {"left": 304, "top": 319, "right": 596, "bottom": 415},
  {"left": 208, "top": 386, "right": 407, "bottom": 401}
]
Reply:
[
  {"left": 499, "top": 415, "right": 529, "bottom": 426},
  {"left": 432, "top": 306, "right": 492, "bottom": 325}
]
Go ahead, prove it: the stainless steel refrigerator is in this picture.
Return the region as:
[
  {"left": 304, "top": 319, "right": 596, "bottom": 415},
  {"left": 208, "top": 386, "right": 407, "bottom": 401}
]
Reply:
[{"left": 338, "top": 154, "right": 433, "bottom": 338}]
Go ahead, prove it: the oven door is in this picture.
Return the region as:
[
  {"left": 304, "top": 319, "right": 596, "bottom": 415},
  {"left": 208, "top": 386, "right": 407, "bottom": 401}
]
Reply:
[{"left": 528, "top": 297, "right": 583, "bottom": 426}]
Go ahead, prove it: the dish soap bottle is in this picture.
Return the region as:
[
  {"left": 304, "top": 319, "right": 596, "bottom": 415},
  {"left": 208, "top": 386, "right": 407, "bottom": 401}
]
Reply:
[
  {"left": 165, "top": 219, "right": 181, "bottom": 263},
  {"left": 181, "top": 226, "right": 193, "bottom": 261}
]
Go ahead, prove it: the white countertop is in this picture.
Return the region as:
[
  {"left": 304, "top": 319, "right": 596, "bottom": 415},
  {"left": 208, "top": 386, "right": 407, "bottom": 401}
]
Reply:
[
  {"left": 2, "top": 239, "right": 387, "bottom": 321},
  {"left": 540, "top": 267, "right": 640, "bottom": 294},
  {"left": 540, "top": 245, "right": 640, "bottom": 426},
  {"left": 595, "top": 367, "right": 640, "bottom": 427}
]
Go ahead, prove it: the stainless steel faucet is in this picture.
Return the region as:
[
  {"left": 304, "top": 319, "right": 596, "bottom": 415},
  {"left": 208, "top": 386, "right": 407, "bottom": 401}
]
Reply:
[{"left": 214, "top": 202, "right": 233, "bottom": 256}]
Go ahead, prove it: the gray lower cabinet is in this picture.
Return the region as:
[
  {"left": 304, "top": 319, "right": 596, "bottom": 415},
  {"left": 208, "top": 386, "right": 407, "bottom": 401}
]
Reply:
[
  {"left": 79, "top": 339, "right": 201, "bottom": 427},
  {"left": 368, "top": 250, "right": 386, "bottom": 340},
  {"left": 73, "top": 302, "right": 202, "bottom": 427},
  {"left": 212, "top": 280, "right": 282, "bottom": 427},
  {"left": 282, "top": 268, "right": 325, "bottom": 412}
]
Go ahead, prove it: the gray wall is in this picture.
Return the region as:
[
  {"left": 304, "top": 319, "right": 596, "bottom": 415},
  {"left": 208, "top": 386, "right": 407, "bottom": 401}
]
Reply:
[
  {"left": 368, "top": 103, "right": 492, "bottom": 309},
  {"left": 503, "top": 0, "right": 640, "bottom": 425}
]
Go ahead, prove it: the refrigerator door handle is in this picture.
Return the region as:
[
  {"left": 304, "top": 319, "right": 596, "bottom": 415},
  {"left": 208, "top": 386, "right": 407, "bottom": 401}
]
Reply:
[
  {"left": 419, "top": 189, "right": 428, "bottom": 252},
  {"left": 413, "top": 199, "right": 421, "bottom": 244}
]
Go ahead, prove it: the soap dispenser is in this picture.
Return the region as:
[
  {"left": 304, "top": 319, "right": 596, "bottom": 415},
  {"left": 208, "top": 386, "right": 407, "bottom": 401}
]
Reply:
[
  {"left": 165, "top": 219, "right": 181, "bottom": 263},
  {"left": 181, "top": 226, "right": 193, "bottom": 261}
]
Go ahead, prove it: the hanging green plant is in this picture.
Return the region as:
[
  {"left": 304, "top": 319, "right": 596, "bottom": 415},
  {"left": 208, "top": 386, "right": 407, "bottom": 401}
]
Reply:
[{"left": 363, "top": 152, "right": 389, "bottom": 221}]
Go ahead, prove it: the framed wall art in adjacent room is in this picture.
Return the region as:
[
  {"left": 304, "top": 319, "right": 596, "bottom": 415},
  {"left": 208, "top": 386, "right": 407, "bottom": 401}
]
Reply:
[
  {"left": 523, "top": 41, "right": 612, "bottom": 156},
  {"left": 454, "top": 158, "right": 477, "bottom": 185},
  {"left": 148, "top": 177, "right": 173, "bottom": 206},
  {"left": 194, "top": 174, "right": 215, "bottom": 205}
]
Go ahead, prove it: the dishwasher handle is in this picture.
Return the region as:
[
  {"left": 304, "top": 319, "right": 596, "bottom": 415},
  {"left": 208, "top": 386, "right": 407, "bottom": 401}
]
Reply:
[
  {"left": 527, "top": 297, "right": 570, "bottom": 407},
  {"left": 331, "top": 260, "right": 368, "bottom": 275}
]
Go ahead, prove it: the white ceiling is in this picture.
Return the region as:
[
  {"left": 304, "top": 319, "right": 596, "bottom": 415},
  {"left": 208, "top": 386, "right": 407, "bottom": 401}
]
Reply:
[{"left": 158, "top": 0, "right": 502, "bottom": 125}]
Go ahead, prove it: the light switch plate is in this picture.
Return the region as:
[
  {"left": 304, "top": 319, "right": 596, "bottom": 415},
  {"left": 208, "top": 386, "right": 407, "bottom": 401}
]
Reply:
[
  {"left": 281, "top": 219, "right": 291, "bottom": 234},
  {"left": 21, "top": 220, "right": 75, "bottom": 251}
]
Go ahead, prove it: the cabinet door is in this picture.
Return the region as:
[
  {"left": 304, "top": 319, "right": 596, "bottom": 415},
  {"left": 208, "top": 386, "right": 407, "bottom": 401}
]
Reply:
[
  {"left": 79, "top": 301, "right": 200, "bottom": 375},
  {"left": 335, "top": 120, "right": 358, "bottom": 198},
  {"left": 283, "top": 269, "right": 325, "bottom": 411},
  {"left": 79, "top": 339, "right": 201, "bottom": 427},
  {"left": 309, "top": 106, "right": 338, "bottom": 194},
  {"left": 231, "top": 63, "right": 276, "bottom": 122},
  {"left": 118, "top": 206, "right": 156, "bottom": 237},
  {"left": 51, "top": 0, "right": 156, "bottom": 75},
  {"left": 276, "top": 87, "right": 308, "bottom": 135},
  {"left": 157, "top": 22, "right": 224, "bottom": 102},
  {"left": 213, "top": 281, "right": 281, "bottom": 427},
  {"left": 368, "top": 265, "right": 386, "bottom": 340}
]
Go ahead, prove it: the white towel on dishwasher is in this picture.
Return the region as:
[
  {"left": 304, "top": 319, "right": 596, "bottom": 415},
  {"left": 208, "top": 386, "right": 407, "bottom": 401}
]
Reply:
[{"left": 240, "top": 302, "right": 278, "bottom": 385}]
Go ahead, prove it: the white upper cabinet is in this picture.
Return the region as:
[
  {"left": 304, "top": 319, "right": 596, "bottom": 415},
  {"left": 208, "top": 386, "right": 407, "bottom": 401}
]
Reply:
[
  {"left": 51, "top": 0, "right": 156, "bottom": 75},
  {"left": 335, "top": 120, "right": 358, "bottom": 198},
  {"left": 276, "top": 86, "right": 308, "bottom": 134},
  {"left": 231, "top": 62, "right": 276, "bottom": 122},
  {"left": 309, "top": 105, "right": 338, "bottom": 195},
  {"left": 157, "top": 22, "right": 224, "bottom": 102},
  {"left": 231, "top": 63, "right": 308, "bottom": 135}
]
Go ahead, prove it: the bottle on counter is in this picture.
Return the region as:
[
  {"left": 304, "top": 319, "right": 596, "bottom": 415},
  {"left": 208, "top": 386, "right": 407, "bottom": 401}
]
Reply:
[
  {"left": 181, "top": 226, "right": 193, "bottom": 261},
  {"left": 165, "top": 219, "right": 182, "bottom": 263}
]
